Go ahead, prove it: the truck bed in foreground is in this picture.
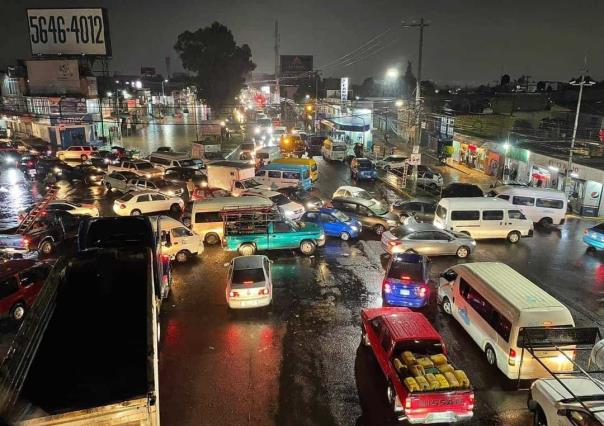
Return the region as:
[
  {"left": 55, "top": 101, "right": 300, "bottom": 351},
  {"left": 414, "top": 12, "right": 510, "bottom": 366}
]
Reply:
[{"left": 0, "top": 247, "right": 159, "bottom": 425}]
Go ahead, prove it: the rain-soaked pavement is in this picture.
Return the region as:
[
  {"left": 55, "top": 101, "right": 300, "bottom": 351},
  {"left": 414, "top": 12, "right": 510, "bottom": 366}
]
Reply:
[{"left": 1, "top": 127, "right": 604, "bottom": 425}]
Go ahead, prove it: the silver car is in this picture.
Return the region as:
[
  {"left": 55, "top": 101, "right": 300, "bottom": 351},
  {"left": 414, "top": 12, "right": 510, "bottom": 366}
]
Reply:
[
  {"left": 381, "top": 223, "right": 476, "bottom": 258},
  {"left": 127, "top": 177, "right": 185, "bottom": 198}
]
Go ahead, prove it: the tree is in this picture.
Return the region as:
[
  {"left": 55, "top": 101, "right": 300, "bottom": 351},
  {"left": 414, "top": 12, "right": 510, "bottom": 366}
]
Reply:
[
  {"left": 500, "top": 74, "right": 511, "bottom": 87},
  {"left": 174, "top": 22, "right": 256, "bottom": 110},
  {"left": 402, "top": 61, "right": 417, "bottom": 99}
]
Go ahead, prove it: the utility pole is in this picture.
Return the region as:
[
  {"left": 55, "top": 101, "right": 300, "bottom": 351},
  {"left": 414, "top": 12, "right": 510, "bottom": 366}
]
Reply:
[
  {"left": 274, "top": 21, "right": 280, "bottom": 109},
  {"left": 402, "top": 18, "right": 429, "bottom": 194}
]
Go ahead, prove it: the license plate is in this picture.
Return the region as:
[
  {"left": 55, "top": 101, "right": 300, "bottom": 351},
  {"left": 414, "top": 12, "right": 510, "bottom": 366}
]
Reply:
[{"left": 400, "top": 289, "right": 410, "bottom": 296}]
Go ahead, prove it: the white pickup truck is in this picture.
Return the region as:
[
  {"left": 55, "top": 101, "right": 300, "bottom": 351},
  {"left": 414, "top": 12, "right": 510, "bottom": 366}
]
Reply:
[{"left": 206, "top": 160, "right": 270, "bottom": 196}]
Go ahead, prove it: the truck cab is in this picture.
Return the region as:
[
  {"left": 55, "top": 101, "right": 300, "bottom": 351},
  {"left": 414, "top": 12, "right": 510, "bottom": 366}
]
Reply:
[{"left": 361, "top": 307, "right": 474, "bottom": 424}]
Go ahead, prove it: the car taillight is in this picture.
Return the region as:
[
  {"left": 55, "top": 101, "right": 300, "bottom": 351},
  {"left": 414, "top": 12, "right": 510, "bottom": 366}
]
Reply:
[
  {"left": 383, "top": 282, "right": 392, "bottom": 293},
  {"left": 401, "top": 275, "right": 411, "bottom": 282},
  {"left": 508, "top": 348, "right": 517, "bottom": 366},
  {"left": 22, "top": 238, "right": 29, "bottom": 247},
  {"left": 418, "top": 285, "right": 428, "bottom": 297},
  {"left": 388, "top": 240, "right": 401, "bottom": 247},
  {"left": 229, "top": 290, "right": 239, "bottom": 298},
  {"left": 584, "top": 229, "right": 589, "bottom": 235},
  {"left": 258, "top": 288, "right": 269, "bottom": 295},
  {"left": 405, "top": 397, "right": 411, "bottom": 411},
  {"left": 120, "top": 203, "right": 126, "bottom": 209}
]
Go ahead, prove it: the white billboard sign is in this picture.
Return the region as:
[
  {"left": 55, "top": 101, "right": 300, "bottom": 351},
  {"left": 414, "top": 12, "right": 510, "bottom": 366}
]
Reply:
[
  {"left": 340, "top": 77, "right": 349, "bottom": 102},
  {"left": 27, "top": 8, "right": 111, "bottom": 56}
]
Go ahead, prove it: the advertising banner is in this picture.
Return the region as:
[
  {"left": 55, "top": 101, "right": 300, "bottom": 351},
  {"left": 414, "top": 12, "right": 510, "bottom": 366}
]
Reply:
[{"left": 280, "top": 55, "right": 313, "bottom": 75}]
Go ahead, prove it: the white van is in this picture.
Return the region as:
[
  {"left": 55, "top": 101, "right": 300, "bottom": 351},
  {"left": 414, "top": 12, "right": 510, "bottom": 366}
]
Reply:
[
  {"left": 190, "top": 196, "right": 273, "bottom": 245},
  {"left": 256, "top": 146, "right": 281, "bottom": 163},
  {"left": 148, "top": 152, "right": 195, "bottom": 171},
  {"left": 321, "top": 139, "right": 348, "bottom": 162},
  {"left": 488, "top": 186, "right": 567, "bottom": 226},
  {"left": 437, "top": 262, "right": 575, "bottom": 380},
  {"left": 434, "top": 197, "right": 533, "bottom": 243},
  {"left": 151, "top": 216, "right": 204, "bottom": 263}
]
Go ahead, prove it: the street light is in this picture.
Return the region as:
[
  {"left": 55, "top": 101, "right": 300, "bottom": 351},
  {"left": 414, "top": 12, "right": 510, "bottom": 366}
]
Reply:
[
  {"left": 305, "top": 94, "right": 310, "bottom": 100},
  {"left": 566, "top": 74, "right": 595, "bottom": 190},
  {"left": 395, "top": 99, "right": 403, "bottom": 108},
  {"left": 386, "top": 68, "right": 399, "bottom": 79}
]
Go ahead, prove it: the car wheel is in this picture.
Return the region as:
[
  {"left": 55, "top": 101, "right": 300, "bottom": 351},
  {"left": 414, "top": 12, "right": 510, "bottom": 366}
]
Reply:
[
  {"left": 170, "top": 203, "right": 181, "bottom": 213},
  {"left": 39, "top": 240, "right": 54, "bottom": 255},
  {"left": 386, "top": 381, "right": 396, "bottom": 409},
  {"left": 485, "top": 344, "right": 497, "bottom": 367},
  {"left": 340, "top": 231, "right": 351, "bottom": 241},
  {"left": 539, "top": 217, "right": 553, "bottom": 227},
  {"left": 105, "top": 182, "right": 112, "bottom": 191},
  {"left": 429, "top": 182, "right": 438, "bottom": 190},
  {"left": 374, "top": 224, "right": 386, "bottom": 235},
  {"left": 81, "top": 154, "right": 88, "bottom": 161},
  {"left": 384, "top": 165, "right": 390, "bottom": 172},
  {"left": 10, "top": 303, "right": 26, "bottom": 322},
  {"left": 175, "top": 250, "right": 189, "bottom": 263},
  {"left": 441, "top": 296, "right": 452, "bottom": 315},
  {"left": 205, "top": 233, "right": 220, "bottom": 245},
  {"left": 507, "top": 231, "right": 521, "bottom": 243},
  {"left": 130, "top": 209, "right": 142, "bottom": 216},
  {"left": 300, "top": 240, "right": 316, "bottom": 255},
  {"left": 456, "top": 246, "right": 470, "bottom": 258},
  {"left": 586, "top": 245, "right": 597, "bottom": 253},
  {"left": 533, "top": 406, "right": 547, "bottom": 426},
  {"left": 238, "top": 243, "right": 256, "bottom": 256}
]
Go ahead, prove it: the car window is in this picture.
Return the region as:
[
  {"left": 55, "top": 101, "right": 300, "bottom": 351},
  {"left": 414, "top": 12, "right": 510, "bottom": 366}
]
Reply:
[
  {"left": 338, "top": 202, "right": 357, "bottom": 212},
  {"left": 231, "top": 267, "right": 265, "bottom": 285},
  {"left": 268, "top": 171, "right": 281, "bottom": 178},
  {"left": 508, "top": 209, "right": 527, "bottom": 220},
  {"left": 137, "top": 194, "right": 151, "bottom": 202},
  {"left": 407, "top": 231, "right": 434, "bottom": 240},
  {"left": 431, "top": 231, "right": 451, "bottom": 240},
  {"left": 357, "top": 206, "right": 372, "bottom": 216},
  {"left": 497, "top": 194, "right": 510, "bottom": 201},
  {"left": 451, "top": 210, "right": 480, "bottom": 221},
  {"left": 512, "top": 196, "right": 535, "bottom": 206},
  {"left": 256, "top": 170, "right": 266, "bottom": 177},
  {"left": 405, "top": 202, "right": 422, "bottom": 211},
  {"left": 20, "top": 265, "right": 50, "bottom": 286},
  {"left": 482, "top": 210, "right": 504, "bottom": 221},
  {"left": 536, "top": 198, "right": 564, "bottom": 209},
  {"left": 172, "top": 227, "right": 193, "bottom": 237},
  {"left": 320, "top": 213, "right": 335, "bottom": 223},
  {"left": 380, "top": 327, "right": 392, "bottom": 353},
  {"left": 424, "top": 203, "right": 437, "bottom": 213},
  {"left": 274, "top": 222, "right": 292, "bottom": 232},
  {"left": 0, "top": 276, "right": 19, "bottom": 299},
  {"left": 151, "top": 194, "right": 165, "bottom": 201}
]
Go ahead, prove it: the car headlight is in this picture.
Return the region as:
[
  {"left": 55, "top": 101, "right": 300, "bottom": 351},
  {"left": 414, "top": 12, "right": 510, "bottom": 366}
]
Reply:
[
  {"left": 284, "top": 210, "right": 294, "bottom": 217},
  {"left": 254, "top": 127, "right": 260, "bottom": 134},
  {"left": 5, "top": 158, "right": 13, "bottom": 164},
  {"left": 387, "top": 220, "right": 397, "bottom": 226},
  {"left": 166, "top": 190, "right": 175, "bottom": 196},
  {"left": 350, "top": 225, "right": 359, "bottom": 231},
  {"left": 146, "top": 173, "right": 151, "bottom": 178},
  {"left": 306, "top": 202, "right": 315, "bottom": 209},
  {"left": 53, "top": 167, "right": 61, "bottom": 173},
  {"left": 471, "top": 241, "right": 476, "bottom": 245}
]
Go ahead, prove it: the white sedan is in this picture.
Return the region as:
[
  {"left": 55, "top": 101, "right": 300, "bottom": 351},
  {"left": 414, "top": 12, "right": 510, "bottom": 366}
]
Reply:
[
  {"left": 46, "top": 200, "right": 99, "bottom": 217},
  {"left": 226, "top": 255, "right": 272, "bottom": 309},
  {"left": 242, "top": 190, "right": 305, "bottom": 219},
  {"left": 375, "top": 155, "right": 408, "bottom": 171},
  {"left": 332, "top": 186, "right": 381, "bottom": 205},
  {"left": 113, "top": 190, "right": 184, "bottom": 216}
]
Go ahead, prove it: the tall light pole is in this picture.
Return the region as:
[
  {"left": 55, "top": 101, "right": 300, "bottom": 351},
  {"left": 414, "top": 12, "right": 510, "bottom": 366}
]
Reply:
[
  {"left": 566, "top": 73, "right": 595, "bottom": 191},
  {"left": 384, "top": 68, "right": 399, "bottom": 134},
  {"left": 161, "top": 79, "right": 169, "bottom": 117},
  {"left": 402, "top": 18, "right": 430, "bottom": 193}
]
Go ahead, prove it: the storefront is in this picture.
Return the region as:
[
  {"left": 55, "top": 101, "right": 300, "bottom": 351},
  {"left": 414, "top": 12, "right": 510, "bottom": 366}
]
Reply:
[
  {"left": 320, "top": 108, "right": 373, "bottom": 151},
  {"left": 451, "top": 133, "right": 489, "bottom": 172}
]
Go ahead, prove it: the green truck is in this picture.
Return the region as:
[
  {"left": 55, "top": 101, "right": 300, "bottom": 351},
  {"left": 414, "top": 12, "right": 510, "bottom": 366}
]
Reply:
[{"left": 223, "top": 209, "right": 325, "bottom": 256}]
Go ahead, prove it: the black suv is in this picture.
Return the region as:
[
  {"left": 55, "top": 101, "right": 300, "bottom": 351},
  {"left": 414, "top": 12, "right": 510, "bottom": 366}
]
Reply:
[
  {"left": 35, "top": 157, "right": 72, "bottom": 179},
  {"left": 441, "top": 183, "right": 484, "bottom": 198}
]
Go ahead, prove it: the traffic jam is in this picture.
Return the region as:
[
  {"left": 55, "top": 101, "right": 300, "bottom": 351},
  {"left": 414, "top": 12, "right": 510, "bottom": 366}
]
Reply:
[{"left": 0, "top": 104, "right": 603, "bottom": 425}]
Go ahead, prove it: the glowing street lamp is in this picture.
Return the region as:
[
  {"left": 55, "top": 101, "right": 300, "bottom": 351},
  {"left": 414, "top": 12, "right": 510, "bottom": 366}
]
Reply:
[
  {"left": 395, "top": 99, "right": 403, "bottom": 108},
  {"left": 386, "top": 68, "right": 399, "bottom": 79}
]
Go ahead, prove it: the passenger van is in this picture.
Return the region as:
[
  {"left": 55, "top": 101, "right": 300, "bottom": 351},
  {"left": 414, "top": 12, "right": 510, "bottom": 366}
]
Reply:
[
  {"left": 190, "top": 196, "right": 273, "bottom": 245},
  {"left": 256, "top": 146, "right": 281, "bottom": 164},
  {"left": 437, "top": 262, "right": 575, "bottom": 379},
  {"left": 151, "top": 216, "right": 204, "bottom": 263},
  {"left": 434, "top": 197, "right": 533, "bottom": 243},
  {"left": 321, "top": 139, "right": 348, "bottom": 162},
  {"left": 272, "top": 157, "right": 318, "bottom": 181},
  {"left": 148, "top": 152, "right": 196, "bottom": 171},
  {"left": 488, "top": 186, "right": 567, "bottom": 226},
  {"left": 254, "top": 163, "right": 312, "bottom": 191}
]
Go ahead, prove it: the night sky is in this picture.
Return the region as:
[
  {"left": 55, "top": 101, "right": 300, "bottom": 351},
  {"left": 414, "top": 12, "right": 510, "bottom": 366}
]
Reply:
[{"left": 1, "top": 0, "right": 603, "bottom": 85}]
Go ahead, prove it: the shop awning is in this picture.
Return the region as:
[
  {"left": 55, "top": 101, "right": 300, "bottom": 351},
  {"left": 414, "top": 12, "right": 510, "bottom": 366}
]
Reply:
[{"left": 321, "top": 117, "right": 370, "bottom": 132}]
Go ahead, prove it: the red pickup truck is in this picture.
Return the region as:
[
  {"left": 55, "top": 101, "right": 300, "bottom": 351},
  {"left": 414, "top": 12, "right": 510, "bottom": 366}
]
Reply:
[{"left": 361, "top": 307, "right": 474, "bottom": 424}]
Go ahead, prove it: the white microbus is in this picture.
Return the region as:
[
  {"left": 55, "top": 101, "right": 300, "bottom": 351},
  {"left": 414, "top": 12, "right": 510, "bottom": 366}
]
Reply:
[
  {"left": 190, "top": 196, "right": 273, "bottom": 245},
  {"left": 256, "top": 146, "right": 282, "bottom": 163},
  {"left": 437, "top": 262, "right": 575, "bottom": 380},
  {"left": 488, "top": 186, "right": 567, "bottom": 226},
  {"left": 434, "top": 197, "right": 533, "bottom": 243},
  {"left": 148, "top": 152, "right": 195, "bottom": 171}
]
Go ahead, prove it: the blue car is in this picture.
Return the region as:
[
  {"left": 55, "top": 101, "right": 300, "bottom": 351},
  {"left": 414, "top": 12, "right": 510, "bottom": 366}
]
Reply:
[
  {"left": 351, "top": 158, "right": 378, "bottom": 180},
  {"left": 584, "top": 223, "right": 604, "bottom": 250},
  {"left": 382, "top": 253, "right": 430, "bottom": 308},
  {"left": 299, "top": 208, "right": 361, "bottom": 240}
]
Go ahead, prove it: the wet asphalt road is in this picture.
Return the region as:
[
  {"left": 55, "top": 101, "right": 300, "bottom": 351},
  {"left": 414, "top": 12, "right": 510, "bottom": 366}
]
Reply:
[{"left": 1, "top": 146, "right": 603, "bottom": 425}]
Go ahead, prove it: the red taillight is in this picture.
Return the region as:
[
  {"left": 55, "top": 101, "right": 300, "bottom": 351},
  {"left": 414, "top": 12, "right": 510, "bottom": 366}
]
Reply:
[
  {"left": 418, "top": 286, "right": 428, "bottom": 297},
  {"left": 243, "top": 280, "right": 254, "bottom": 286},
  {"left": 401, "top": 275, "right": 411, "bottom": 282},
  {"left": 120, "top": 203, "right": 126, "bottom": 209},
  {"left": 27, "top": 161, "right": 33, "bottom": 167},
  {"left": 585, "top": 229, "right": 589, "bottom": 235},
  {"left": 229, "top": 290, "right": 239, "bottom": 298},
  {"left": 508, "top": 348, "right": 517, "bottom": 366},
  {"left": 258, "top": 288, "right": 269, "bottom": 295},
  {"left": 388, "top": 240, "right": 401, "bottom": 247},
  {"left": 383, "top": 282, "right": 392, "bottom": 293},
  {"left": 22, "top": 238, "right": 29, "bottom": 247}
]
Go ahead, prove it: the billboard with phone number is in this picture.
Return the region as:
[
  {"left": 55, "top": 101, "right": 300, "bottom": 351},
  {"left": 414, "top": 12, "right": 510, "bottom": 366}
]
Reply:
[{"left": 27, "top": 8, "right": 111, "bottom": 56}]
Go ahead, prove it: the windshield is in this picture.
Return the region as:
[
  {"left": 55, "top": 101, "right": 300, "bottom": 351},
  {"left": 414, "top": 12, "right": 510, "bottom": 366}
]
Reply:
[
  {"left": 120, "top": 193, "right": 135, "bottom": 201},
  {"left": 393, "top": 227, "right": 414, "bottom": 238},
  {"left": 135, "top": 162, "right": 153, "bottom": 170},
  {"left": 368, "top": 201, "right": 388, "bottom": 216},
  {"left": 241, "top": 143, "right": 255, "bottom": 151},
  {"left": 302, "top": 170, "right": 310, "bottom": 180},
  {"left": 387, "top": 261, "right": 424, "bottom": 282},
  {"left": 358, "top": 160, "right": 373, "bottom": 169},
  {"left": 179, "top": 160, "right": 195, "bottom": 167},
  {"left": 270, "top": 194, "right": 292, "bottom": 206},
  {"left": 256, "top": 152, "right": 269, "bottom": 159},
  {"left": 258, "top": 119, "right": 272, "bottom": 127},
  {"left": 355, "top": 190, "right": 373, "bottom": 200},
  {"left": 232, "top": 268, "right": 265, "bottom": 286},
  {"left": 332, "top": 210, "right": 350, "bottom": 222},
  {"left": 153, "top": 180, "right": 171, "bottom": 188},
  {"left": 243, "top": 179, "right": 262, "bottom": 188},
  {"left": 332, "top": 144, "right": 347, "bottom": 151},
  {"left": 205, "top": 152, "right": 224, "bottom": 160}
]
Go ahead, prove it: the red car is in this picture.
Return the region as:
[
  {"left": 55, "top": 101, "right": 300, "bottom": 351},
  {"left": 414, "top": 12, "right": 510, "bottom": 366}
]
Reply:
[
  {"left": 361, "top": 307, "right": 474, "bottom": 424},
  {"left": 0, "top": 259, "right": 52, "bottom": 321}
]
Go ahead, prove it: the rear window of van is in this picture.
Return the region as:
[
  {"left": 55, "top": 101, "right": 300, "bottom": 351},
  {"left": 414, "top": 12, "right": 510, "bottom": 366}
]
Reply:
[
  {"left": 451, "top": 210, "right": 479, "bottom": 221},
  {"left": 536, "top": 198, "right": 564, "bottom": 209}
]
